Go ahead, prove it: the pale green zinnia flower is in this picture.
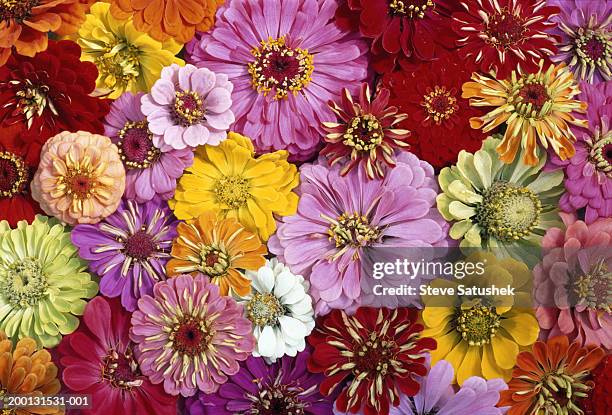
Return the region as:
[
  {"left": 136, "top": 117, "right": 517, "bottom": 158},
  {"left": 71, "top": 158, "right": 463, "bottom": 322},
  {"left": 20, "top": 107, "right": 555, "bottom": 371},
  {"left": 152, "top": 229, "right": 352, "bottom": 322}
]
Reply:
[
  {"left": 437, "top": 136, "right": 564, "bottom": 264},
  {"left": 0, "top": 215, "right": 98, "bottom": 347}
]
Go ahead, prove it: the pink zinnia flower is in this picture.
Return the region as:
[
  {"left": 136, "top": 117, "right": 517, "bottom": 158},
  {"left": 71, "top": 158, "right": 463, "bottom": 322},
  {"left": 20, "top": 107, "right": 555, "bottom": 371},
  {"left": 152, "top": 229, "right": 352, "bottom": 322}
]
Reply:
[
  {"left": 534, "top": 212, "right": 612, "bottom": 350},
  {"left": 141, "top": 64, "right": 235, "bottom": 151},
  {"left": 130, "top": 274, "right": 255, "bottom": 397},
  {"left": 186, "top": 0, "right": 368, "bottom": 161}
]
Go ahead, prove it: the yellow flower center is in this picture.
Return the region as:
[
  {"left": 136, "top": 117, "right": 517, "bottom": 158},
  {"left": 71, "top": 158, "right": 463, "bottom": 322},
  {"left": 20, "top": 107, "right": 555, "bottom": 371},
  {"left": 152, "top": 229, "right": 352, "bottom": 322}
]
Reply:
[
  {"left": 0, "top": 257, "right": 48, "bottom": 308},
  {"left": 173, "top": 90, "right": 205, "bottom": 126},
  {"left": 117, "top": 121, "right": 160, "bottom": 169},
  {"left": 0, "top": 151, "right": 28, "bottom": 198},
  {"left": 327, "top": 213, "right": 381, "bottom": 249},
  {"left": 484, "top": 7, "right": 527, "bottom": 48},
  {"left": 421, "top": 85, "right": 459, "bottom": 125},
  {"left": 198, "top": 244, "right": 231, "bottom": 277},
  {"left": 58, "top": 167, "right": 98, "bottom": 201},
  {"left": 214, "top": 175, "right": 251, "bottom": 208},
  {"left": 15, "top": 80, "right": 55, "bottom": 129},
  {"left": 388, "top": 0, "right": 434, "bottom": 19},
  {"left": 455, "top": 306, "right": 501, "bottom": 347},
  {"left": 0, "top": 0, "right": 38, "bottom": 21},
  {"left": 168, "top": 315, "right": 215, "bottom": 357},
  {"left": 246, "top": 293, "right": 284, "bottom": 327},
  {"left": 248, "top": 35, "right": 314, "bottom": 100},
  {"left": 94, "top": 40, "right": 141, "bottom": 92},
  {"left": 342, "top": 114, "right": 384, "bottom": 152},
  {"left": 573, "top": 259, "right": 611, "bottom": 312}
]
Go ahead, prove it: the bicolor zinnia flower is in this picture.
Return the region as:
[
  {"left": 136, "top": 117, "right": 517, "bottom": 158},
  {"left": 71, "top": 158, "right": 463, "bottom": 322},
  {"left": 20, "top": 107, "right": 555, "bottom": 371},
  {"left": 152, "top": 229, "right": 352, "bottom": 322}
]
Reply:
[
  {"left": 498, "top": 336, "right": 605, "bottom": 414},
  {"left": 31, "top": 131, "right": 126, "bottom": 225},
  {"left": 321, "top": 83, "right": 411, "bottom": 179},
  {"left": 170, "top": 132, "right": 299, "bottom": 241},
  {"left": 335, "top": 0, "right": 458, "bottom": 73},
  {"left": 463, "top": 61, "right": 588, "bottom": 165},
  {"left": 130, "top": 274, "right": 255, "bottom": 396},
  {"left": 383, "top": 52, "right": 488, "bottom": 169},
  {"left": 104, "top": 92, "right": 194, "bottom": 203},
  {"left": 308, "top": 307, "right": 436, "bottom": 415},
  {"left": 452, "top": 0, "right": 559, "bottom": 79},
  {"left": 534, "top": 213, "right": 611, "bottom": 350},
  {"left": 70, "top": 2, "right": 184, "bottom": 99},
  {"left": 186, "top": 0, "right": 368, "bottom": 160},
  {"left": 237, "top": 259, "right": 315, "bottom": 362},
  {"left": 437, "top": 137, "right": 564, "bottom": 264},
  {"left": 0, "top": 330, "right": 62, "bottom": 415},
  {"left": 71, "top": 197, "right": 179, "bottom": 312},
  {"left": 108, "top": 0, "right": 224, "bottom": 43},
  {"left": 548, "top": 0, "right": 611, "bottom": 83},
  {"left": 166, "top": 212, "right": 267, "bottom": 296},
  {"left": 269, "top": 153, "right": 450, "bottom": 315},
  {"left": 186, "top": 350, "right": 335, "bottom": 415},
  {"left": 422, "top": 252, "right": 539, "bottom": 384},
  {"left": 0, "top": 215, "right": 98, "bottom": 347},
  {"left": 142, "top": 63, "right": 234, "bottom": 150},
  {"left": 58, "top": 297, "right": 177, "bottom": 415}
]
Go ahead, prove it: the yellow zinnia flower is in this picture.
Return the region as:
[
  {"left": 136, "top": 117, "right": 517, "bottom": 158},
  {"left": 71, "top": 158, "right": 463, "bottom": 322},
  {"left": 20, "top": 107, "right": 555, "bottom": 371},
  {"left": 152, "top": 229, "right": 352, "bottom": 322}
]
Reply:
[
  {"left": 462, "top": 61, "right": 587, "bottom": 166},
  {"left": 170, "top": 132, "right": 300, "bottom": 241},
  {"left": 421, "top": 252, "right": 539, "bottom": 385},
  {"left": 69, "top": 2, "right": 184, "bottom": 99}
]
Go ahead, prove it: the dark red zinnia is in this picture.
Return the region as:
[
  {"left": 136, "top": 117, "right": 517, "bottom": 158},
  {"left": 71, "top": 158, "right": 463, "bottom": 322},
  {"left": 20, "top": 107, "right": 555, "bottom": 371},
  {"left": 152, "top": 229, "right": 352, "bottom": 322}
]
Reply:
[
  {"left": 307, "top": 307, "right": 436, "bottom": 415},
  {"left": 452, "top": 0, "right": 559, "bottom": 79},
  {"left": 382, "top": 52, "right": 488, "bottom": 169},
  {"left": 335, "top": 0, "right": 458, "bottom": 73},
  {"left": 0, "top": 40, "right": 110, "bottom": 164},
  {"left": 581, "top": 354, "right": 611, "bottom": 415}
]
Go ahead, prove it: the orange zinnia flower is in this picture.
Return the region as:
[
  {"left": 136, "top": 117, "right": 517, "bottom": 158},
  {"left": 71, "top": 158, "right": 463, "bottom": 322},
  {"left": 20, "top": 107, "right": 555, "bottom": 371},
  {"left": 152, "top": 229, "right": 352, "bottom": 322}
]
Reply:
[
  {"left": 167, "top": 212, "right": 267, "bottom": 296},
  {"left": 499, "top": 336, "right": 606, "bottom": 415},
  {"left": 108, "top": 0, "right": 224, "bottom": 43},
  {"left": 0, "top": 0, "right": 90, "bottom": 66}
]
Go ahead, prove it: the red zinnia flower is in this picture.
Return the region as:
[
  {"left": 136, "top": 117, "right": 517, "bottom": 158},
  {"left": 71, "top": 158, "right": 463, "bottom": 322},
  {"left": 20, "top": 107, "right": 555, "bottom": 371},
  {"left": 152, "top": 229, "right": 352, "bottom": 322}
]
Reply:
[
  {"left": 581, "top": 355, "right": 611, "bottom": 415},
  {"left": 335, "top": 0, "right": 458, "bottom": 73},
  {"left": 0, "top": 40, "right": 110, "bottom": 160},
  {"left": 452, "top": 0, "right": 559, "bottom": 79},
  {"left": 307, "top": 307, "right": 436, "bottom": 415},
  {"left": 382, "top": 52, "right": 488, "bottom": 169}
]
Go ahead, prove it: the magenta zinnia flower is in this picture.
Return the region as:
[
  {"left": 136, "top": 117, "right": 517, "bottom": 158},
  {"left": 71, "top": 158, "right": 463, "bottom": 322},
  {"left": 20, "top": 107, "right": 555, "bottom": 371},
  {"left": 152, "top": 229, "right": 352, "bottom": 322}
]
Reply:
[
  {"left": 71, "top": 196, "right": 178, "bottom": 312},
  {"left": 130, "top": 274, "right": 255, "bottom": 397},
  {"left": 141, "top": 64, "right": 235, "bottom": 150},
  {"left": 104, "top": 92, "right": 194, "bottom": 203},
  {"left": 269, "top": 153, "right": 449, "bottom": 315},
  {"left": 186, "top": 0, "right": 368, "bottom": 161},
  {"left": 57, "top": 296, "right": 177, "bottom": 415}
]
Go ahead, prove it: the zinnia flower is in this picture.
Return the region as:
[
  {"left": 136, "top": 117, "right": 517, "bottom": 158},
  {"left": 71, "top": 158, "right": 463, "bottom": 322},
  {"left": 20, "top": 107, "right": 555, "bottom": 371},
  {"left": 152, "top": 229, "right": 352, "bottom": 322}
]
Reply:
[
  {"left": 422, "top": 252, "right": 539, "bottom": 384},
  {"left": 335, "top": 0, "right": 458, "bottom": 73},
  {"left": 166, "top": 212, "right": 267, "bottom": 296},
  {"left": 108, "top": 0, "right": 224, "bottom": 43},
  {"left": 0, "top": 0, "right": 89, "bottom": 66},
  {"left": 437, "top": 136, "right": 564, "bottom": 264},
  {"left": 307, "top": 307, "right": 436, "bottom": 415},
  {"left": 237, "top": 259, "right": 315, "bottom": 362},
  {"left": 31, "top": 131, "right": 126, "bottom": 225},
  {"left": 321, "top": 83, "right": 411, "bottom": 179},
  {"left": 269, "top": 153, "right": 450, "bottom": 315},
  {"left": 57, "top": 296, "right": 177, "bottom": 415},
  {"left": 71, "top": 197, "right": 179, "bottom": 312},
  {"left": 170, "top": 132, "right": 299, "bottom": 241},
  {"left": 0, "top": 330, "right": 62, "bottom": 415},
  {"left": 70, "top": 2, "right": 184, "bottom": 99},
  {"left": 534, "top": 213, "right": 611, "bottom": 350},
  {"left": 141, "top": 63, "right": 234, "bottom": 150},
  {"left": 104, "top": 92, "right": 194, "bottom": 203},
  {"left": 498, "top": 336, "right": 605, "bottom": 414},
  {"left": 580, "top": 355, "right": 611, "bottom": 415},
  {"left": 130, "top": 274, "right": 255, "bottom": 396},
  {"left": 0, "top": 215, "right": 98, "bottom": 347},
  {"left": 548, "top": 0, "right": 611, "bottom": 83},
  {"left": 186, "top": 0, "right": 368, "bottom": 160},
  {"left": 186, "top": 350, "right": 334, "bottom": 415},
  {"left": 382, "top": 52, "right": 488, "bottom": 169},
  {"left": 463, "top": 61, "right": 588, "bottom": 165},
  {"left": 452, "top": 0, "right": 559, "bottom": 79}
]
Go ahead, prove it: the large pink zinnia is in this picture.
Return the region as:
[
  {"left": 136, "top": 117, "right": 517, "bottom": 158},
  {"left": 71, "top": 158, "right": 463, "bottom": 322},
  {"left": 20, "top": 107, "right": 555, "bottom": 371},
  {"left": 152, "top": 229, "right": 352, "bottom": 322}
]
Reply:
[
  {"left": 534, "top": 213, "right": 612, "bottom": 350},
  {"left": 186, "top": 0, "right": 368, "bottom": 161}
]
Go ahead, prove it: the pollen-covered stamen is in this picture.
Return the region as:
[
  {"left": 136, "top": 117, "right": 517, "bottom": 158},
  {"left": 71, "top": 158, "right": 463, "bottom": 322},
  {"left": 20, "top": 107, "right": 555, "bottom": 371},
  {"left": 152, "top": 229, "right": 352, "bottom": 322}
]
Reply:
[
  {"left": 117, "top": 121, "right": 160, "bottom": 169},
  {"left": 198, "top": 244, "right": 230, "bottom": 277},
  {"left": 532, "top": 369, "right": 592, "bottom": 414},
  {"left": 248, "top": 36, "right": 314, "bottom": 100},
  {"left": 484, "top": 7, "right": 528, "bottom": 48},
  {"left": 351, "top": 332, "right": 398, "bottom": 377},
  {"left": 421, "top": 85, "right": 459, "bottom": 124},
  {"left": 124, "top": 229, "right": 157, "bottom": 261},
  {"left": 509, "top": 79, "right": 554, "bottom": 119},
  {"left": 101, "top": 347, "right": 143, "bottom": 390},
  {"left": 246, "top": 293, "right": 285, "bottom": 327},
  {"left": 343, "top": 114, "right": 384, "bottom": 152},
  {"left": 326, "top": 213, "right": 381, "bottom": 250},
  {"left": 0, "top": 0, "right": 39, "bottom": 22},
  {"left": 14, "top": 80, "right": 55, "bottom": 128},
  {"left": 214, "top": 175, "right": 251, "bottom": 208},
  {"left": 573, "top": 258, "right": 611, "bottom": 312},
  {"left": 0, "top": 151, "right": 28, "bottom": 198},
  {"left": 587, "top": 128, "right": 612, "bottom": 178},
  {"left": 168, "top": 315, "right": 215, "bottom": 357},
  {"left": 95, "top": 41, "right": 141, "bottom": 92},
  {"left": 0, "top": 257, "right": 48, "bottom": 308},
  {"left": 475, "top": 181, "right": 542, "bottom": 242},
  {"left": 455, "top": 306, "right": 501, "bottom": 346},
  {"left": 247, "top": 372, "right": 312, "bottom": 415},
  {"left": 388, "top": 0, "right": 434, "bottom": 19},
  {"left": 575, "top": 29, "right": 610, "bottom": 67},
  {"left": 173, "top": 90, "right": 205, "bottom": 126}
]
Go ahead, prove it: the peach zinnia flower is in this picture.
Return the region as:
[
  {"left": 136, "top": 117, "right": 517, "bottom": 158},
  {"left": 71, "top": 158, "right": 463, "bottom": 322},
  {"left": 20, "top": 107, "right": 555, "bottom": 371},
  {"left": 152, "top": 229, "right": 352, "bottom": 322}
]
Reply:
[
  {"left": 108, "top": 0, "right": 224, "bottom": 43},
  {"left": 0, "top": 0, "right": 90, "bottom": 66},
  {"left": 167, "top": 212, "right": 267, "bottom": 296},
  {"left": 31, "top": 131, "right": 125, "bottom": 225}
]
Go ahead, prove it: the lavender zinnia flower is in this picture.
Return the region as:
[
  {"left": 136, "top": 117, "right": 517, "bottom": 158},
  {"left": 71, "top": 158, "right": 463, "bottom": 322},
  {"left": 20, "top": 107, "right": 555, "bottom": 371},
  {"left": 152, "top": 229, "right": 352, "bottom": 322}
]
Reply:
[
  {"left": 104, "top": 92, "right": 194, "bottom": 203},
  {"left": 71, "top": 196, "right": 178, "bottom": 311},
  {"left": 185, "top": 350, "right": 334, "bottom": 415}
]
